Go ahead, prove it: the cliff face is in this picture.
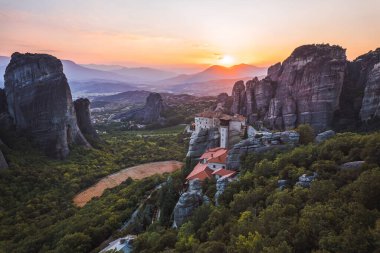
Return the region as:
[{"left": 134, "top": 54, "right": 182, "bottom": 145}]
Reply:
[
  {"left": 187, "top": 128, "right": 220, "bottom": 158},
  {"left": 230, "top": 44, "right": 380, "bottom": 132},
  {"left": 74, "top": 98, "right": 99, "bottom": 141},
  {"left": 4, "top": 53, "right": 89, "bottom": 159},
  {"left": 358, "top": 49, "right": 380, "bottom": 121},
  {"left": 0, "top": 89, "right": 13, "bottom": 132},
  {"left": 0, "top": 139, "right": 7, "bottom": 170}
]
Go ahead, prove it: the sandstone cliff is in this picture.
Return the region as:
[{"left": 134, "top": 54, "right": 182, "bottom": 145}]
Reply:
[
  {"left": 4, "top": 53, "right": 90, "bottom": 159},
  {"left": 74, "top": 98, "right": 99, "bottom": 142},
  {"left": 230, "top": 44, "right": 380, "bottom": 132},
  {"left": 187, "top": 128, "right": 220, "bottom": 158},
  {"left": 173, "top": 179, "right": 209, "bottom": 228},
  {"left": 0, "top": 89, "right": 13, "bottom": 132}
]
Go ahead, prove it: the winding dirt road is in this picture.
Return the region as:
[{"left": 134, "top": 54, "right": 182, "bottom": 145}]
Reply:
[{"left": 73, "top": 160, "right": 183, "bottom": 207}]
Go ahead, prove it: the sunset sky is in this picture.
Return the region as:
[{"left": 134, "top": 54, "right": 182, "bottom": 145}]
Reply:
[{"left": 0, "top": 0, "right": 379, "bottom": 70}]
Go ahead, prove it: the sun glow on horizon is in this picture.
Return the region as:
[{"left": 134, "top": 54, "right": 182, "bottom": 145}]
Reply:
[{"left": 218, "top": 55, "right": 235, "bottom": 67}]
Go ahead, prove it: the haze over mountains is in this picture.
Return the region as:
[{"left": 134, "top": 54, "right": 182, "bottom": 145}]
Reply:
[{"left": 0, "top": 55, "right": 267, "bottom": 97}]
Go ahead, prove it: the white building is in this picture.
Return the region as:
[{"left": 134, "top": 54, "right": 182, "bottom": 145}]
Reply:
[
  {"left": 194, "top": 111, "right": 246, "bottom": 149},
  {"left": 194, "top": 111, "right": 223, "bottom": 133}
]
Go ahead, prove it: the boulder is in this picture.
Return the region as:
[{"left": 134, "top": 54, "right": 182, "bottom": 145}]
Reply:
[
  {"left": 339, "top": 161, "right": 365, "bottom": 171},
  {"left": 296, "top": 172, "right": 318, "bottom": 188},
  {"left": 74, "top": 98, "right": 99, "bottom": 141},
  {"left": 4, "top": 53, "right": 90, "bottom": 159},
  {"left": 278, "top": 179, "right": 289, "bottom": 190},
  {"left": 315, "top": 130, "right": 336, "bottom": 143},
  {"left": 173, "top": 179, "right": 208, "bottom": 228}
]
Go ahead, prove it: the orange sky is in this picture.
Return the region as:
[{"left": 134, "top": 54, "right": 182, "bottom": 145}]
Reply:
[{"left": 0, "top": 0, "right": 379, "bottom": 69}]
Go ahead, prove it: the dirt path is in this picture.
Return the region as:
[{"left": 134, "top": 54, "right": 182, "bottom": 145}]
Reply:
[{"left": 73, "top": 161, "right": 184, "bottom": 207}]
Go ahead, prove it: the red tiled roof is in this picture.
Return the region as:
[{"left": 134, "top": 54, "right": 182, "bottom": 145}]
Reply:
[
  {"left": 212, "top": 168, "right": 237, "bottom": 177},
  {"left": 200, "top": 148, "right": 227, "bottom": 164},
  {"left": 186, "top": 163, "right": 214, "bottom": 181}
]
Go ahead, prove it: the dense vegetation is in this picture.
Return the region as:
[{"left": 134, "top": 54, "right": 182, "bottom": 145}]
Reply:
[
  {"left": 0, "top": 126, "right": 187, "bottom": 253},
  {"left": 133, "top": 132, "right": 380, "bottom": 253}
]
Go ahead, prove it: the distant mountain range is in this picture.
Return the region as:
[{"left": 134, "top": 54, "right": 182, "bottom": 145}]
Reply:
[
  {"left": 157, "top": 64, "right": 267, "bottom": 86},
  {"left": 0, "top": 55, "right": 267, "bottom": 97}
]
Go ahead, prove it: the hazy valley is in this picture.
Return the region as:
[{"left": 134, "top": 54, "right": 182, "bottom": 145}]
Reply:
[{"left": 1, "top": 1, "right": 380, "bottom": 253}]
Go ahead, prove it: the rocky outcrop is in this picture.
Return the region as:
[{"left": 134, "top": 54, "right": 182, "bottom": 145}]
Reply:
[
  {"left": 187, "top": 128, "right": 220, "bottom": 158},
  {"left": 227, "top": 130, "right": 299, "bottom": 169},
  {"left": 359, "top": 49, "right": 380, "bottom": 121},
  {"left": 74, "top": 98, "right": 99, "bottom": 141},
  {"left": 334, "top": 48, "right": 380, "bottom": 128},
  {"left": 173, "top": 179, "right": 209, "bottom": 228},
  {"left": 4, "top": 53, "right": 90, "bottom": 159},
  {"left": 214, "top": 177, "right": 229, "bottom": 206},
  {"left": 315, "top": 130, "right": 336, "bottom": 143},
  {"left": 113, "top": 92, "right": 167, "bottom": 124},
  {"left": 214, "top": 93, "right": 232, "bottom": 113},
  {"left": 0, "top": 150, "right": 7, "bottom": 170},
  {"left": 0, "top": 89, "right": 13, "bottom": 132},
  {"left": 0, "top": 139, "right": 7, "bottom": 169},
  {"left": 230, "top": 44, "right": 380, "bottom": 132},
  {"left": 296, "top": 172, "right": 318, "bottom": 188},
  {"left": 339, "top": 161, "right": 365, "bottom": 171},
  {"left": 231, "top": 81, "right": 246, "bottom": 115}
]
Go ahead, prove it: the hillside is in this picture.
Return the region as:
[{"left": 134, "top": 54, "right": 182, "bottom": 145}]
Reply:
[{"left": 133, "top": 132, "right": 380, "bottom": 253}]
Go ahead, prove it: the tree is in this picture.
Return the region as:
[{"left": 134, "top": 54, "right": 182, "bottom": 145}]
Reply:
[{"left": 296, "top": 124, "right": 315, "bottom": 145}]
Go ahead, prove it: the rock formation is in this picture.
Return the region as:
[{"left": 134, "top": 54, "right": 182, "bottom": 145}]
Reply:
[
  {"left": 187, "top": 128, "right": 220, "bottom": 158},
  {"left": 0, "top": 139, "right": 7, "bottom": 170},
  {"left": 0, "top": 150, "right": 7, "bottom": 170},
  {"left": 214, "top": 92, "right": 232, "bottom": 113},
  {"left": 4, "top": 53, "right": 90, "bottom": 159},
  {"left": 74, "top": 98, "right": 99, "bottom": 141},
  {"left": 334, "top": 48, "right": 380, "bottom": 128},
  {"left": 113, "top": 92, "right": 167, "bottom": 124},
  {"left": 339, "top": 161, "right": 365, "bottom": 171},
  {"left": 296, "top": 172, "right": 318, "bottom": 188},
  {"left": 231, "top": 80, "right": 246, "bottom": 115},
  {"left": 227, "top": 130, "right": 299, "bottom": 169},
  {"left": 315, "top": 130, "right": 336, "bottom": 143},
  {"left": 173, "top": 179, "right": 209, "bottom": 228},
  {"left": 229, "top": 44, "right": 380, "bottom": 132},
  {"left": 0, "top": 89, "right": 13, "bottom": 132},
  {"left": 214, "top": 177, "right": 229, "bottom": 206},
  {"left": 358, "top": 49, "right": 380, "bottom": 121}
]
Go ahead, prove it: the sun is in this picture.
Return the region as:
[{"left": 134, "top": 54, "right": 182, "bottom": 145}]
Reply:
[{"left": 218, "top": 55, "right": 235, "bottom": 67}]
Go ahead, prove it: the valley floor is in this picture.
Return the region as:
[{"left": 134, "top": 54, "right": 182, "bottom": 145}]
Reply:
[{"left": 73, "top": 160, "right": 184, "bottom": 207}]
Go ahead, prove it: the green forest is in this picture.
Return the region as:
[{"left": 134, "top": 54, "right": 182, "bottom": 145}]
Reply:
[
  {"left": 0, "top": 126, "right": 187, "bottom": 253},
  {"left": 133, "top": 131, "right": 380, "bottom": 253},
  {"left": 1, "top": 123, "right": 380, "bottom": 253}
]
